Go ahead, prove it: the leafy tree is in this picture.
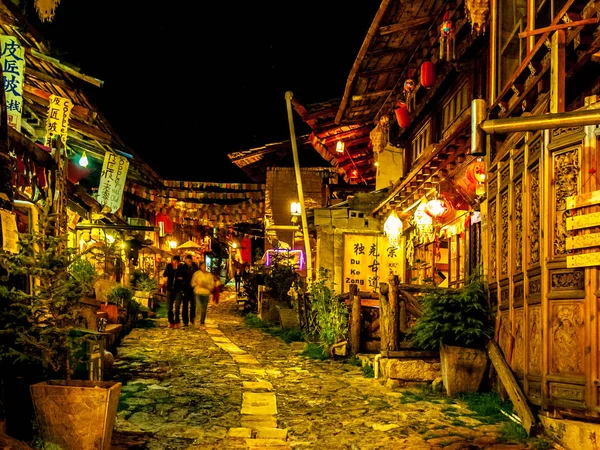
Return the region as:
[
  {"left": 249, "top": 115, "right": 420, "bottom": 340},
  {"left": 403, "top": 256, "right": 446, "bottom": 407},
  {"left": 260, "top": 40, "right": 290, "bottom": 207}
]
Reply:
[{"left": 309, "top": 267, "right": 348, "bottom": 347}]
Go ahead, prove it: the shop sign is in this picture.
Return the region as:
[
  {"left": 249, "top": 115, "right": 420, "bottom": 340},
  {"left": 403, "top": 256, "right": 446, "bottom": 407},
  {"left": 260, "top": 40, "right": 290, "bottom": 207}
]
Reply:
[
  {"left": 0, "top": 35, "right": 25, "bottom": 132},
  {"left": 98, "top": 153, "right": 129, "bottom": 213},
  {"left": 0, "top": 209, "right": 19, "bottom": 253},
  {"left": 566, "top": 190, "right": 600, "bottom": 210},
  {"left": 565, "top": 233, "right": 600, "bottom": 251},
  {"left": 343, "top": 233, "right": 404, "bottom": 293},
  {"left": 44, "top": 94, "right": 73, "bottom": 147},
  {"left": 566, "top": 212, "right": 600, "bottom": 231},
  {"left": 567, "top": 252, "right": 600, "bottom": 268}
]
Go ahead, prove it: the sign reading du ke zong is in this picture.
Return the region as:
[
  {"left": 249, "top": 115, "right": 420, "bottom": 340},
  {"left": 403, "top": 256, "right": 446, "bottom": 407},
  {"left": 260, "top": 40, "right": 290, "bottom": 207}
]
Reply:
[{"left": 98, "top": 153, "right": 129, "bottom": 213}]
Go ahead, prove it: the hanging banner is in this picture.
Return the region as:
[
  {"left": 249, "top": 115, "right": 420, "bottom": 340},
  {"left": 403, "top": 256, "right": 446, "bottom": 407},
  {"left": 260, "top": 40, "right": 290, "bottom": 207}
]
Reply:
[
  {"left": 44, "top": 95, "right": 73, "bottom": 147},
  {"left": 0, "top": 209, "right": 19, "bottom": 253},
  {"left": 98, "top": 153, "right": 129, "bottom": 213},
  {"left": 0, "top": 35, "right": 25, "bottom": 132}
]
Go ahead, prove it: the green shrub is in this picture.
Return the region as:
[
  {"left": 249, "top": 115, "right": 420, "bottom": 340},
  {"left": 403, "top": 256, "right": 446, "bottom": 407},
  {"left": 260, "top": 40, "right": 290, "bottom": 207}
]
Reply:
[
  {"left": 309, "top": 267, "right": 348, "bottom": 347},
  {"left": 408, "top": 274, "right": 493, "bottom": 350}
]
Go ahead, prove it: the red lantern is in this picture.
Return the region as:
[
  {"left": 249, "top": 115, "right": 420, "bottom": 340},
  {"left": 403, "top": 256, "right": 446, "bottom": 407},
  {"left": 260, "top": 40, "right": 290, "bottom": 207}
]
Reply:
[
  {"left": 424, "top": 195, "right": 452, "bottom": 220},
  {"left": 394, "top": 101, "right": 411, "bottom": 128},
  {"left": 466, "top": 160, "right": 486, "bottom": 185},
  {"left": 420, "top": 61, "right": 436, "bottom": 89}
]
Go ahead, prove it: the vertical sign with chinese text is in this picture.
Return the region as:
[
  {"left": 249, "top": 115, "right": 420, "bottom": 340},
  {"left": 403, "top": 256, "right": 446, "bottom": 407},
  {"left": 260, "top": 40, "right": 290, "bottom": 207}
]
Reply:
[
  {"left": 98, "top": 153, "right": 129, "bottom": 213},
  {"left": 0, "top": 35, "right": 25, "bottom": 132},
  {"left": 45, "top": 95, "right": 73, "bottom": 147}
]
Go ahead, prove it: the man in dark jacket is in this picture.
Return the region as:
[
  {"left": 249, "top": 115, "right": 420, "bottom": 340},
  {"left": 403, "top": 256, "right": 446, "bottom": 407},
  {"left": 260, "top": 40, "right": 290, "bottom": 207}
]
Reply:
[
  {"left": 179, "top": 254, "right": 198, "bottom": 326},
  {"left": 163, "top": 255, "right": 180, "bottom": 328}
]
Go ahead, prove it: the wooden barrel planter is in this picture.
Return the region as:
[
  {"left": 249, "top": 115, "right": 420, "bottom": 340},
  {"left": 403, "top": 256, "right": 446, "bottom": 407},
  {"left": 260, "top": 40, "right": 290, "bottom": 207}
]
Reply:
[{"left": 30, "top": 380, "right": 121, "bottom": 450}]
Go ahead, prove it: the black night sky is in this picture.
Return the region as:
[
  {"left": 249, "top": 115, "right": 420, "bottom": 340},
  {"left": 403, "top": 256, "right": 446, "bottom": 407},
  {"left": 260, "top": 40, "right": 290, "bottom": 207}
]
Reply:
[{"left": 27, "top": 1, "right": 381, "bottom": 182}]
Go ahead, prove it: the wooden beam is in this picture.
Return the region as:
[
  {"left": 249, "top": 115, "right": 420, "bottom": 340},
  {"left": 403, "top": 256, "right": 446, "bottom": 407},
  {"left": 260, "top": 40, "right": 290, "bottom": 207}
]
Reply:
[
  {"left": 352, "top": 90, "right": 393, "bottom": 101},
  {"left": 27, "top": 48, "right": 104, "bottom": 88},
  {"left": 358, "top": 66, "right": 404, "bottom": 78},
  {"left": 25, "top": 67, "right": 71, "bottom": 89},
  {"left": 380, "top": 17, "right": 432, "bottom": 35},
  {"left": 23, "top": 85, "right": 92, "bottom": 120},
  {"left": 551, "top": 29, "right": 566, "bottom": 113},
  {"left": 486, "top": 340, "right": 537, "bottom": 435},
  {"left": 367, "top": 46, "right": 408, "bottom": 57},
  {"left": 518, "top": 17, "right": 598, "bottom": 38}
]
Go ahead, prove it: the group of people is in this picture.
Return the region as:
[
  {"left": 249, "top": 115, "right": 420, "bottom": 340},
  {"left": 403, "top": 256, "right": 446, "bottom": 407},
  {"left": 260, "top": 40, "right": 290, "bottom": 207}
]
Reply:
[{"left": 162, "top": 254, "right": 222, "bottom": 329}]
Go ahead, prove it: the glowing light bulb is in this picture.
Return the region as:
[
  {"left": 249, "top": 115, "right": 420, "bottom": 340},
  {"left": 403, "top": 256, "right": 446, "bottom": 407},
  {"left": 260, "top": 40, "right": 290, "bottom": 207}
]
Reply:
[{"left": 79, "top": 151, "right": 88, "bottom": 167}]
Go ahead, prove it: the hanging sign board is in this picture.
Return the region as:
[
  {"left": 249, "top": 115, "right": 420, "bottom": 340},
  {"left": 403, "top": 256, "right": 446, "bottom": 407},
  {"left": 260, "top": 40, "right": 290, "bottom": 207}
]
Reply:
[
  {"left": 0, "top": 209, "right": 19, "bottom": 253},
  {"left": 44, "top": 95, "right": 73, "bottom": 147},
  {"left": 565, "top": 233, "right": 600, "bottom": 251},
  {"left": 343, "top": 234, "right": 404, "bottom": 294},
  {"left": 566, "top": 191, "right": 600, "bottom": 210},
  {"left": 98, "top": 153, "right": 129, "bottom": 213},
  {"left": 567, "top": 252, "right": 600, "bottom": 268},
  {"left": 566, "top": 212, "right": 600, "bottom": 231},
  {"left": 0, "top": 35, "right": 25, "bottom": 132}
]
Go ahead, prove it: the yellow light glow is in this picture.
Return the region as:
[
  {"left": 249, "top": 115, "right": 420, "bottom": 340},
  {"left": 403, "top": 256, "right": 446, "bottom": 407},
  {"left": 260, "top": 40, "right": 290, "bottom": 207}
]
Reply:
[
  {"left": 169, "top": 240, "right": 177, "bottom": 249},
  {"left": 336, "top": 141, "right": 345, "bottom": 153},
  {"left": 383, "top": 210, "right": 402, "bottom": 247},
  {"left": 290, "top": 201, "right": 301, "bottom": 216}
]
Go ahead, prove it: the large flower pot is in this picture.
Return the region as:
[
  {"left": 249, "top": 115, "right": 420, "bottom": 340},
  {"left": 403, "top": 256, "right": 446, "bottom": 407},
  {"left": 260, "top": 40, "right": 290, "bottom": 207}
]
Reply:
[
  {"left": 30, "top": 380, "right": 121, "bottom": 450},
  {"left": 439, "top": 344, "right": 488, "bottom": 397}
]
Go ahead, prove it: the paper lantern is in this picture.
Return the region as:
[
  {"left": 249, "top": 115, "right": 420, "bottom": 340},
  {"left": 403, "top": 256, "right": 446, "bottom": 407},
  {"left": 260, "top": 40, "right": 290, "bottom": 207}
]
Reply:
[
  {"left": 425, "top": 195, "right": 452, "bottom": 220},
  {"left": 394, "top": 101, "right": 411, "bottom": 128},
  {"left": 384, "top": 210, "right": 403, "bottom": 247},
  {"left": 420, "top": 61, "right": 436, "bottom": 88}
]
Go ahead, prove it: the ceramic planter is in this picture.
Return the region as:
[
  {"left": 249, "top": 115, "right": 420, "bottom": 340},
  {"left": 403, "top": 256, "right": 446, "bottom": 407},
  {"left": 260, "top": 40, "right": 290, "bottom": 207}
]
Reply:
[
  {"left": 439, "top": 344, "right": 488, "bottom": 397},
  {"left": 30, "top": 379, "right": 121, "bottom": 450}
]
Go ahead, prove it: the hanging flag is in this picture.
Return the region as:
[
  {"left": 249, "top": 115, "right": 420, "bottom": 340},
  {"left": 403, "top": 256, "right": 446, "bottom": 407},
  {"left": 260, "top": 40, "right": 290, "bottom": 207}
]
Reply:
[
  {"left": 0, "top": 35, "right": 25, "bottom": 132},
  {"left": 98, "top": 152, "right": 129, "bottom": 213},
  {"left": 44, "top": 94, "right": 73, "bottom": 147}
]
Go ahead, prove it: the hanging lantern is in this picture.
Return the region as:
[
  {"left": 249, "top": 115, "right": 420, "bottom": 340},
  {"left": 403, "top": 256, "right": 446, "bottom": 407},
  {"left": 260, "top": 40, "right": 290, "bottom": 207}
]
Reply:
[
  {"left": 384, "top": 210, "right": 403, "bottom": 248},
  {"left": 466, "top": 159, "right": 486, "bottom": 185},
  {"left": 425, "top": 194, "right": 452, "bottom": 220},
  {"left": 420, "top": 60, "right": 436, "bottom": 89},
  {"left": 394, "top": 101, "right": 411, "bottom": 129},
  {"left": 439, "top": 11, "right": 456, "bottom": 61},
  {"left": 465, "top": 0, "right": 490, "bottom": 36}
]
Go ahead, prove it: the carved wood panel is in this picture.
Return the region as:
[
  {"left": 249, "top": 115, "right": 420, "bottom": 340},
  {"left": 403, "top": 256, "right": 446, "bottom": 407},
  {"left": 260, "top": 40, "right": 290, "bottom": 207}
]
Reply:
[
  {"left": 490, "top": 199, "right": 497, "bottom": 282},
  {"left": 500, "top": 189, "right": 509, "bottom": 278},
  {"left": 499, "top": 310, "right": 511, "bottom": 362},
  {"left": 528, "top": 306, "right": 542, "bottom": 376},
  {"left": 527, "top": 164, "right": 541, "bottom": 267},
  {"left": 514, "top": 179, "right": 523, "bottom": 273},
  {"left": 552, "top": 148, "right": 580, "bottom": 257},
  {"left": 513, "top": 308, "right": 525, "bottom": 376},
  {"left": 550, "top": 302, "right": 584, "bottom": 376}
]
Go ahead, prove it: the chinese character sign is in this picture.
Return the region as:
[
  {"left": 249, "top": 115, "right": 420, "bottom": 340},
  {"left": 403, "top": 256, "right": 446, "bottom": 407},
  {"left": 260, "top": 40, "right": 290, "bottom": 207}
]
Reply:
[
  {"left": 98, "top": 153, "right": 129, "bottom": 213},
  {"left": 343, "top": 234, "right": 405, "bottom": 293},
  {"left": 44, "top": 94, "right": 73, "bottom": 147},
  {"left": 0, "top": 35, "right": 25, "bottom": 132}
]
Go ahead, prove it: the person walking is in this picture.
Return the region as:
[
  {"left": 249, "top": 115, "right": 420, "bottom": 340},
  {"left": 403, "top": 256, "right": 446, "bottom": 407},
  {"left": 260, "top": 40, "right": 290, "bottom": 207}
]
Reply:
[
  {"left": 180, "top": 254, "right": 198, "bottom": 327},
  {"left": 163, "top": 255, "right": 181, "bottom": 328},
  {"left": 191, "top": 260, "right": 215, "bottom": 329},
  {"left": 211, "top": 271, "right": 222, "bottom": 305}
]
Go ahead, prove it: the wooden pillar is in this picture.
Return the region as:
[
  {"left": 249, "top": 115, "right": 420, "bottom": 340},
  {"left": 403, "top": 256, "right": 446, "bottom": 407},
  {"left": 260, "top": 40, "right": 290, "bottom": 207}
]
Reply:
[
  {"left": 349, "top": 283, "right": 361, "bottom": 355},
  {"left": 379, "top": 282, "right": 392, "bottom": 351},
  {"left": 387, "top": 275, "right": 400, "bottom": 349}
]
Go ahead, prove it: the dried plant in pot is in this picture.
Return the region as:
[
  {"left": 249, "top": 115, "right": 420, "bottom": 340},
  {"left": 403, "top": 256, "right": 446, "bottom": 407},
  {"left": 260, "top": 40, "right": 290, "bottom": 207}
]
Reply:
[
  {"left": 408, "top": 273, "right": 493, "bottom": 396},
  {"left": 0, "top": 207, "right": 121, "bottom": 449}
]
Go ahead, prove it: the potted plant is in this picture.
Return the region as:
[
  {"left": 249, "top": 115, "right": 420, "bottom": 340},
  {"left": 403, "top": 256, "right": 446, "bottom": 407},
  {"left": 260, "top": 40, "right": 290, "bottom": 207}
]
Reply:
[
  {"left": 408, "top": 273, "right": 493, "bottom": 396},
  {"left": 132, "top": 271, "right": 158, "bottom": 308},
  {"left": 0, "top": 209, "right": 121, "bottom": 449}
]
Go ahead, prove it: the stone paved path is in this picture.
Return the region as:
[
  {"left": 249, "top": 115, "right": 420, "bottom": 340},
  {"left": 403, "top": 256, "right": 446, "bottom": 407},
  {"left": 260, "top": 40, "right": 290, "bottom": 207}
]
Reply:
[{"left": 110, "top": 286, "right": 544, "bottom": 450}]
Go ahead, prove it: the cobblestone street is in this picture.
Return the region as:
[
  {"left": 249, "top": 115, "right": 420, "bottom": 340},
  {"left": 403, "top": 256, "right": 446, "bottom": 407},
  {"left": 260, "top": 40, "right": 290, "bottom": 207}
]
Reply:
[{"left": 110, "top": 286, "right": 543, "bottom": 450}]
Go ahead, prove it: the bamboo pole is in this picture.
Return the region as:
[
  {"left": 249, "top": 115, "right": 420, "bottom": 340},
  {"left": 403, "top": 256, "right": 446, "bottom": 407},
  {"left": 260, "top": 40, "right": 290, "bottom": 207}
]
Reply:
[{"left": 284, "top": 91, "right": 313, "bottom": 284}]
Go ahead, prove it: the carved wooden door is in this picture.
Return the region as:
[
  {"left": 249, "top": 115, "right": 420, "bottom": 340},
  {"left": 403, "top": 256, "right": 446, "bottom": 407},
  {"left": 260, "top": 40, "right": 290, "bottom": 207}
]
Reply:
[{"left": 487, "top": 120, "right": 600, "bottom": 419}]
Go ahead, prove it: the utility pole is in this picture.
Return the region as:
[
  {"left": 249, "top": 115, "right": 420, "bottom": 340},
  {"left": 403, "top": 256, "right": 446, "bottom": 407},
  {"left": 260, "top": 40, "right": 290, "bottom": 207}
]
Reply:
[{"left": 284, "top": 91, "right": 313, "bottom": 284}]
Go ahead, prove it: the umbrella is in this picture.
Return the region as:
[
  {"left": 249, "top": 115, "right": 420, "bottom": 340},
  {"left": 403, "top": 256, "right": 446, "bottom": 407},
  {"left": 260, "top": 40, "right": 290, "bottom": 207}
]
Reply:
[{"left": 176, "top": 240, "right": 203, "bottom": 251}]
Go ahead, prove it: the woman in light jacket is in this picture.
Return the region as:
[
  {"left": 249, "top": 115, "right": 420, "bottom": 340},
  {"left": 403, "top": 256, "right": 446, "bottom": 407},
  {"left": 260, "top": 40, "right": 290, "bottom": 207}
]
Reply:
[{"left": 191, "top": 261, "right": 215, "bottom": 328}]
